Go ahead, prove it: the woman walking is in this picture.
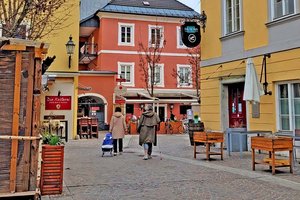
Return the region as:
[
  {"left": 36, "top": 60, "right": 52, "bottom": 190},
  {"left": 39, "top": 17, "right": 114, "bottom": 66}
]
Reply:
[
  {"left": 138, "top": 104, "right": 160, "bottom": 160},
  {"left": 109, "top": 107, "right": 127, "bottom": 156}
]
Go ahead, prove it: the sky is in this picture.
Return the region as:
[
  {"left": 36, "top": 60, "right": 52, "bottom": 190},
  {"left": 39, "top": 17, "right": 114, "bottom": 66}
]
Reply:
[{"left": 178, "top": 0, "right": 200, "bottom": 13}]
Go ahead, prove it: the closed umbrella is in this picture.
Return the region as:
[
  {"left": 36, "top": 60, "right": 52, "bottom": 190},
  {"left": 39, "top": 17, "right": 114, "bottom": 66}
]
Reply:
[{"left": 243, "top": 58, "right": 264, "bottom": 103}]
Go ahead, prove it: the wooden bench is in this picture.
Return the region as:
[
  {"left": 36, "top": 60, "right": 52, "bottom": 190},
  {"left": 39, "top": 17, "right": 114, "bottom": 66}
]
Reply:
[{"left": 193, "top": 131, "right": 224, "bottom": 160}]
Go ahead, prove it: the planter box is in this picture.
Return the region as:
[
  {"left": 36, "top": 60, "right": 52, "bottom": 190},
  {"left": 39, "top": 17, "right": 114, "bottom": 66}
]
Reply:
[
  {"left": 41, "top": 145, "right": 64, "bottom": 195},
  {"left": 251, "top": 136, "right": 293, "bottom": 175}
]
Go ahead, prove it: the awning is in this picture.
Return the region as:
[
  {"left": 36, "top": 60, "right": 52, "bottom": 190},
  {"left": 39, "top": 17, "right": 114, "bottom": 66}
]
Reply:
[{"left": 121, "top": 89, "right": 199, "bottom": 104}]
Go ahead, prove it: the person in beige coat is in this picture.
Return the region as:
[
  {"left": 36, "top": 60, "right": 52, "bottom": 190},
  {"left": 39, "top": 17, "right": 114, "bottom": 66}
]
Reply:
[{"left": 109, "top": 107, "right": 127, "bottom": 156}]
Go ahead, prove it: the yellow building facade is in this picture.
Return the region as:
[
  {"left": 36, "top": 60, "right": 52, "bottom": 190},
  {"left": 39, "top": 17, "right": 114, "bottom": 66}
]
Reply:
[
  {"left": 200, "top": 0, "right": 300, "bottom": 143},
  {"left": 40, "top": 0, "right": 80, "bottom": 140}
]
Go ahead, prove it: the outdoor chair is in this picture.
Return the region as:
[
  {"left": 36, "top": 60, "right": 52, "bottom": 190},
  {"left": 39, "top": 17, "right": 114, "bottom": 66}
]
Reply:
[
  {"left": 79, "top": 118, "right": 89, "bottom": 139},
  {"left": 90, "top": 118, "right": 99, "bottom": 138}
]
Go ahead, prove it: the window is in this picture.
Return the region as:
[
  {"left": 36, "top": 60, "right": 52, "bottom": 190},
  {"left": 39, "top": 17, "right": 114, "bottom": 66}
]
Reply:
[
  {"left": 177, "top": 65, "right": 192, "bottom": 87},
  {"left": 271, "top": 0, "right": 295, "bottom": 20},
  {"left": 277, "top": 82, "right": 300, "bottom": 130},
  {"left": 118, "top": 23, "right": 135, "bottom": 46},
  {"left": 118, "top": 62, "right": 135, "bottom": 86},
  {"left": 149, "top": 64, "right": 164, "bottom": 87},
  {"left": 177, "top": 26, "right": 186, "bottom": 48},
  {"left": 224, "top": 0, "right": 241, "bottom": 34},
  {"left": 149, "top": 25, "right": 164, "bottom": 47}
]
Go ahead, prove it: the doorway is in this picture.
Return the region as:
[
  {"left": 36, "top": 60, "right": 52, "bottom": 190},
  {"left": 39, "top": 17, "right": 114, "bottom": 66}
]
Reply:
[
  {"left": 78, "top": 95, "right": 106, "bottom": 130},
  {"left": 228, "top": 83, "right": 246, "bottom": 128}
]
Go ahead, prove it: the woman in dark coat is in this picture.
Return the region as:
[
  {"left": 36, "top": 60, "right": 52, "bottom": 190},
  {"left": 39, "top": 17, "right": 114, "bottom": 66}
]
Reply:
[{"left": 138, "top": 104, "right": 160, "bottom": 160}]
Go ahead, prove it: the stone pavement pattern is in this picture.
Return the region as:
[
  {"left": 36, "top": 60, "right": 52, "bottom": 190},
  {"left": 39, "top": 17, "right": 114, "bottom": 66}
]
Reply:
[{"left": 44, "top": 134, "right": 300, "bottom": 200}]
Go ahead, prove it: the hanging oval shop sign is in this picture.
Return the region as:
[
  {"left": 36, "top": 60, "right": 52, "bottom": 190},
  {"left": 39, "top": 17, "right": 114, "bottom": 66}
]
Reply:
[{"left": 181, "top": 21, "right": 201, "bottom": 48}]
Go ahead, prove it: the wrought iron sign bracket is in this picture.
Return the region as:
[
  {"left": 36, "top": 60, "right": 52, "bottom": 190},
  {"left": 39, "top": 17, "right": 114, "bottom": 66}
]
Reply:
[{"left": 260, "top": 53, "right": 272, "bottom": 95}]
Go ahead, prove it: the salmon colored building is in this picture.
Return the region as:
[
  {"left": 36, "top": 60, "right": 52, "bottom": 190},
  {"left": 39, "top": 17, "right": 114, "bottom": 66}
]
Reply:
[{"left": 79, "top": 0, "right": 200, "bottom": 130}]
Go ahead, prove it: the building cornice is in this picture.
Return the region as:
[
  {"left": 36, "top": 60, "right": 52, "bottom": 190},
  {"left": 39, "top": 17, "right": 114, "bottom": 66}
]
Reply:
[
  {"left": 97, "top": 12, "right": 182, "bottom": 23},
  {"left": 98, "top": 49, "right": 199, "bottom": 57}
]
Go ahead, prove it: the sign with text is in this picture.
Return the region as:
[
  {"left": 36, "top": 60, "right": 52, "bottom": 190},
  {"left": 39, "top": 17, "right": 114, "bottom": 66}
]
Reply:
[
  {"left": 45, "top": 96, "right": 72, "bottom": 110},
  {"left": 181, "top": 21, "right": 201, "bottom": 48}
]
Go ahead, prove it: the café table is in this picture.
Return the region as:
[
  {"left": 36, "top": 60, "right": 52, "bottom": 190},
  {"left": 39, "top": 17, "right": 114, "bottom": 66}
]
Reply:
[{"left": 226, "top": 130, "right": 272, "bottom": 158}]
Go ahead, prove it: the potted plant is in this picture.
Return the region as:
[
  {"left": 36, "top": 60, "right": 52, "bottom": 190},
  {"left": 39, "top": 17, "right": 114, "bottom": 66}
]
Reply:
[{"left": 40, "top": 131, "right": 64, "bottom": 195}]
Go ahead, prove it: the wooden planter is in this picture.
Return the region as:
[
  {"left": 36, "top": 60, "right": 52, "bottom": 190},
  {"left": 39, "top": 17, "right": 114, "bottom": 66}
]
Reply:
[
  {"left": 41, "top": 145, "right": 64, "bottom": 195},
  {"left": 251, "top": 136, "right": 293, "bottom": 175}
]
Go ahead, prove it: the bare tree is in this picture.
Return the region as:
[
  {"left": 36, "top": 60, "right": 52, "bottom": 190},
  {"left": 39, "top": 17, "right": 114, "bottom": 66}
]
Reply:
[
  {"left": 138, "top": 34, "right": 166, "bottom": 97},
  {"left": 172, "top": 47, "right": 201, "bottom": 103},
  {"left": 0, "top": 0, "right": 75, "bottom": 40}
]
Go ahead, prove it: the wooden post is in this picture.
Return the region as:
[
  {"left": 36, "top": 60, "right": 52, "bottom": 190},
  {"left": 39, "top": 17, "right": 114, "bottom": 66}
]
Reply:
[
  {"left": 289, "top": 150, "right": 293, "bottom": 173},
  {"left": 252, "top": 148, "right": 255, "bottom": 171},
  {"left": 9, "top": 51, "right": 22, "bottom": 192},
  {"left": 206, "top": 143, "right": 209, "bottom": 160},
  {"left": 221, "top": 142, "right": 223, "bottom": 160},
  {"left": 29, "top": 56, "right": 42, "bottom": 191},
  {"left": 271, "top": 150, "right": 275, "bottom": 175},
  {"left": 22, "top": 51, "right": 35, "bottom": 191},
  {"left": 193, "top": 143, "right": 196, "bottom": 158}
]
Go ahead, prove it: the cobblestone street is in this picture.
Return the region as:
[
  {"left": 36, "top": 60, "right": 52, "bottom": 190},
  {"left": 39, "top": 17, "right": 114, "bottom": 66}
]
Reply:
[{"left": 44, "top": 133, "right": 300, "bottom": 200}]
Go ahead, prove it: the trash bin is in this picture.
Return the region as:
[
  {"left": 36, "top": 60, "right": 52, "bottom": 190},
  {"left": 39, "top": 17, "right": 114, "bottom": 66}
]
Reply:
[{"left": 226, "top": 128, "right": 247, "bottom": 152}]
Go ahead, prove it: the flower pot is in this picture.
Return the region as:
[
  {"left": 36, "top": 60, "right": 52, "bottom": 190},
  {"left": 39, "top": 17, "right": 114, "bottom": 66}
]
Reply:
[{"left": 40, "top": 145, "right": 64, "bottom": 195}]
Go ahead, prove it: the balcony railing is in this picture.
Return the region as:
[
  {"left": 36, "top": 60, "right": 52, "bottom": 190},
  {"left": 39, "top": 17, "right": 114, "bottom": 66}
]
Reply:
[{"left": 79, "top": 43, "right": 98, "bottom": 64}]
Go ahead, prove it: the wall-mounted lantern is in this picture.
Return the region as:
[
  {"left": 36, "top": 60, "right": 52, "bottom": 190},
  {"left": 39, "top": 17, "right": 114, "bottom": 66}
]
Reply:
[{"left": 65, "top": 36, "right": 75, "bottom": 69}]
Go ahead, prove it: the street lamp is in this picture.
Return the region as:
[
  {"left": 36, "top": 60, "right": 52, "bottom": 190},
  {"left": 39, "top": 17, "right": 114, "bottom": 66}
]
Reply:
[{"left": 65, "top": 35, "right": 75, "bottom": 69}]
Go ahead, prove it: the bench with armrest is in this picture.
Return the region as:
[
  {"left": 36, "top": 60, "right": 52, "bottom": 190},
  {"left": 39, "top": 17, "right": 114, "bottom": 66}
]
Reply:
[{"left": 193, "top": 131, "right": 224, "bottom": 160}]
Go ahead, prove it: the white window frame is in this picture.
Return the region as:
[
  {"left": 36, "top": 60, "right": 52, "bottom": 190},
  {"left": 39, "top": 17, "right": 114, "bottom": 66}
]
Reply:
[
  {"left": 148, "top": 63, "right": 164, "bottom": 87},
  {"left": 118, "top": 23, "right": 135, "bottom": 46},
  {"left": 276, "top": 81, "right": 300, "bottom": 131},
  {"left": 176, "top": 26, "right": 187, "bottom": 49},
  {"left": 224, "top": 0, "right": 241, "bottom": 35},
  {"left": 177, "top": 64, "right": 192, "bottom": 88},
  {"left": 118, "top": 62, "right": 135, "bottom": 87},
  {"left": 148, "top": 25, "right": 164, "bottom": 48},
  {"left": 270, "top": 0, "right": 296, "bottom": 20}
]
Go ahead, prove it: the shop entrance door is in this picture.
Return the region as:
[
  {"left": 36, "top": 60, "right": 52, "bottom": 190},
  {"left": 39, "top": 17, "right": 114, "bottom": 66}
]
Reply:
[{"left": 228, "top": 83, "right": 246, "bottom": 128}]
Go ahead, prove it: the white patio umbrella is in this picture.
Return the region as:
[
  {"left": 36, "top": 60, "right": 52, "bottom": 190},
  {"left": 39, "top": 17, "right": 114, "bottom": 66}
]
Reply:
[{"left": 243, "top": 58, "right": 264, "bottom": 103}]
